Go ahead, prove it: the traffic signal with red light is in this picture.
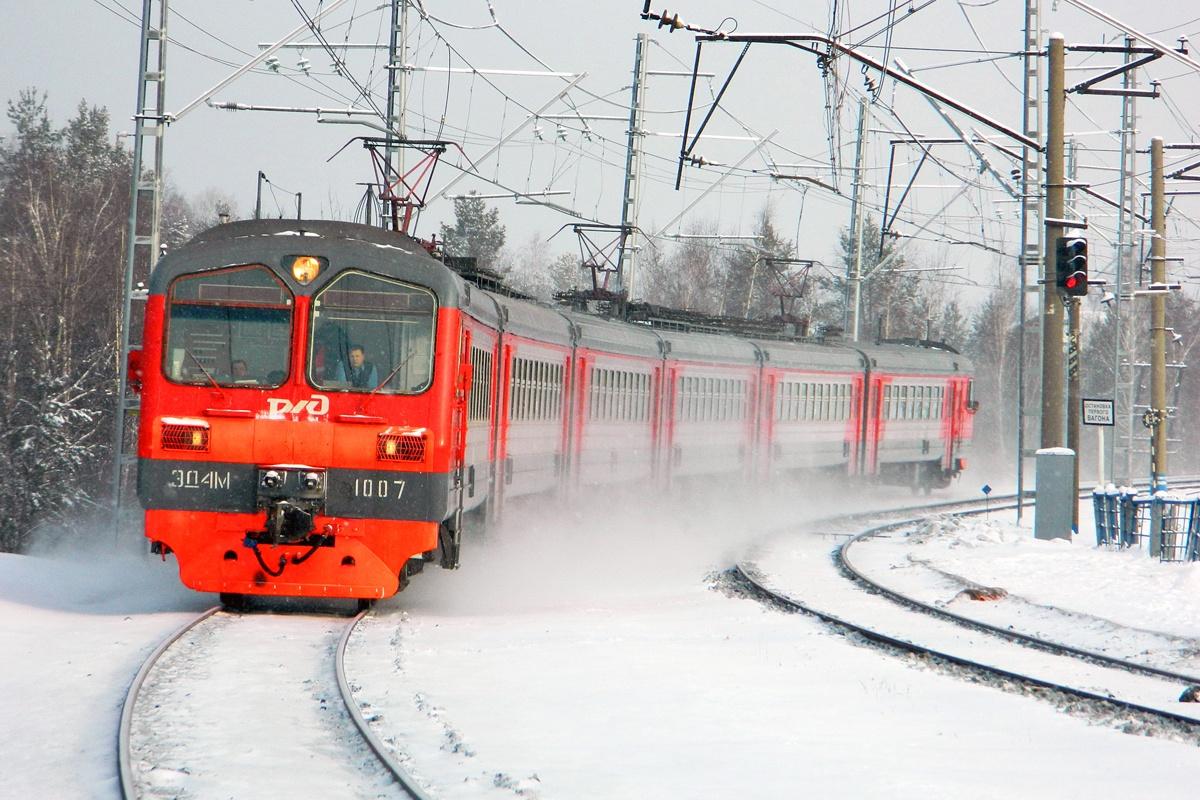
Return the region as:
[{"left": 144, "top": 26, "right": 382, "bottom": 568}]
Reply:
[{"left": 1055, "top": 237, "right": 1088, "bottom": 297}]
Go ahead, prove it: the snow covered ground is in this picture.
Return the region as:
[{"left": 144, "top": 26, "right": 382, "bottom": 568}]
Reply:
[{"left": 6, "top": 485, "right": 1200, "bottom": 798}]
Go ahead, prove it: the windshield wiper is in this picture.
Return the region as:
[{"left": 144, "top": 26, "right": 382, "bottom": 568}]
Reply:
[
  {"left": 369, "top": 348, "right": 417, "bottom": 396},
  {"left": 184, "top": 349, "right": 223, "bottom": 391}
]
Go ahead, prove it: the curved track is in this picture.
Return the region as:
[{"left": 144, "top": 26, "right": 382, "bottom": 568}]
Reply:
[
  {"left": 118, "top": 606, "right": 221, "bottom": 798},
  {"left": 336, "top": 610, "right": 433, "bottom": 800},
  {"left": 118, "top": 606, "right": 430, "bottom": 799},
  {"left": 839, "top": 510, "right": 1200, "bottom": 688},
  {"left": 737, "top": 491, "right": 1200, "bottom": 736}
]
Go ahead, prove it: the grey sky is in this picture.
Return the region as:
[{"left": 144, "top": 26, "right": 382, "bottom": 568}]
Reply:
[{"left": 6, "top": 1, "right": 1200, "bottom": 304}]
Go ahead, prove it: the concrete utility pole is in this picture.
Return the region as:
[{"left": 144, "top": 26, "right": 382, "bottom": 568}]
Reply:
[
  {"left": 617, "top": 33, "right": 649, "bottom": 297},
  {"left": 1041, "top": 34, "right": 1066, "bottom": 450},
  {"left": 1149, "top": 137, "right": 1168, "bottom": 490},
  {"left": 1066, "top": 139, "right": 1081, "bottom": 530},
  {"left": 1112, "top": 38, "right": 1138, "bottom": 485},
  {"left": 1016, "top": 0, "right": 1044, "bottom": 520},
  {"left": 845, "top": 98, "right": 869, "bottom": 341}
]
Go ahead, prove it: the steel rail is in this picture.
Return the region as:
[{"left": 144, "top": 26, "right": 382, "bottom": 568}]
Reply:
[
  {"left": 736, "top": 489, "right": 1200, "bottom": 732},
  {"left": 336, "top": 609, "right": 434, "bottom": 800},
  {"left": 838, "top": 484, "right": 1200, "bottom": 687},
  {"left": 118, "top": 606, "right": 222, "bottom": 799}
]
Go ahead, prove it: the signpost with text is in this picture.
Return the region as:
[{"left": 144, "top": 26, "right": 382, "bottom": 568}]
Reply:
[{"left": 1083, "top": 398, "right": 1115, "bottom": 485}]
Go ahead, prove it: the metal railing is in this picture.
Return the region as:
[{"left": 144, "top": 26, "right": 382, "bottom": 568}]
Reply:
[{"left": 1093, "top": 487, "right": 1200, "bottom": 561}]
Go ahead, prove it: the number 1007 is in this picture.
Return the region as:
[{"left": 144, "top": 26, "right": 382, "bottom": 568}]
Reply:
[{"left": 353, "top": 478, "right": 406, "bottom": 499}]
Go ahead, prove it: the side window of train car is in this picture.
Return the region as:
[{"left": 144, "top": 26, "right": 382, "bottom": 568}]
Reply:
[
  {"left": 510, "top": 359, "right": 524, "bottom": 421},
  {"left": 469, "top": 347, "right": 492, "bottom": 422},
  {"left": 512, "top": 359, "right": 564, "bottom": 421},
  {"left": 164, "top": 265, "right": 293, "bottom": 388},
  {"left": 309, "top": 271, "right": 437, "bottom": 394}
]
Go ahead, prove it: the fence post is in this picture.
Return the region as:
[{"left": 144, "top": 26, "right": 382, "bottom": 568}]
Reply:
[{"left": 1150, "top": 491, "right": 1163, "bottom": 559}]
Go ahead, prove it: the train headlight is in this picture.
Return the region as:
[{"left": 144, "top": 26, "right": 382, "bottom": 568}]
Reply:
[
  {"left": 378, "top": 432, "right": 426, "bottom": 462},
  {"left": 161, "top": 421, "right": 210, "bottom": 452},
  {"left": 261, "top": 469, "right": 282, "bottom": 489},
  {"left": 289, "top": 255, "right": 324, "bottom": 285},
  {"left": 302, "top": 471, "right": 322, "bottom": 491}
]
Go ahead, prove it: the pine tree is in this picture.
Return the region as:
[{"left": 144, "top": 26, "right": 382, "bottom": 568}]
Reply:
[
  {"left": 822, "top": 216, "right": 922, "bottom": 338},
  {"left": 722, "top": 207, "right": 793, "bottom": 319},
  {"left": 439, "top": 192, "right": 506, "bottom": 271}
]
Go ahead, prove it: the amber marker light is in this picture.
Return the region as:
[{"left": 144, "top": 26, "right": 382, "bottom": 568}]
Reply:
[{"left": 290, "top": 255, "right": 324, "bottom": 285}]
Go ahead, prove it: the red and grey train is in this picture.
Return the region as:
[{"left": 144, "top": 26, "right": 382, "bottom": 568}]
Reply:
[{"left": 132, "top": 219, "right": 975, "bottom": 602}]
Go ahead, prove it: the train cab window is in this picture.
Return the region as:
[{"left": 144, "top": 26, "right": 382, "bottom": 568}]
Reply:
[
  {"left": 309, "top": 271, "right": 436, "bottom": 394},
  {"left": 164, "top": 265, "right": 293, "bottom": 388}
]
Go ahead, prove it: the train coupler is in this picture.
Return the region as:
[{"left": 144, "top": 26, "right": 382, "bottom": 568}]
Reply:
[{"left": 242, "top": 528, "right": 336, "bottom": 550}]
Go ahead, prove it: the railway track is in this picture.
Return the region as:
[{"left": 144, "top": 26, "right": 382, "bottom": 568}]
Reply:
[
  {"left": 736, "top": 488, "right": 1200, "bottom": 739},
  {"left": 117, "top": 605, "right": 431, "bottom": 799}
]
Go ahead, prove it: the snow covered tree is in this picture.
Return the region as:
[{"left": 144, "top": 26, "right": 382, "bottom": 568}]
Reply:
[
  {"left": 504, "top": 233, "right": 579, "bottom": 300},
  {"left": 639, "top": 220, "right": 725, "bottom": 313},
  {"left": 439, "top": 192, "right": 506, "bottom": 272},
  {"left": 721, "top": 207, "right": 793, "bottom": 319},
  {"left": 0, "top": 91, "right": 130, "bottom": 551}
]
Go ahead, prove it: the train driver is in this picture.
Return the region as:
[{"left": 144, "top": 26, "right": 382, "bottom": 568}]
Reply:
[{"left": 335, "top": 344, "right": 379, "bottom": 389}]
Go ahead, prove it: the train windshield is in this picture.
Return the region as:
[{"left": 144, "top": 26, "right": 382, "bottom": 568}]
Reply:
[
  {"left": 163, "top": 265, "right": 293, "bottom": 388},
  {"left": 308, "top": 271, "right": 437, "bottom": 394}
]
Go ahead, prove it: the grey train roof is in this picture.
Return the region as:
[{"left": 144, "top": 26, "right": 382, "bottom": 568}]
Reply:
[
  {"left": 151, "top": 219, "right": 463, "bottom": 306},
  {"left": 562, "top": 310, "right": 663, "bottom": 359},
  {"left": 489, "top": 292, "right": 574, "bottom": 347},
  {"left": 856, "top": 341, "right": 970, "bottom": 375},
  {"left": 159, "top": 221, "right": 969, "bottom": 372},
  {"left": 657, "top": 328, "right": 761, "bottom": 366},
  {"left": 752, "top": 338, "right": 865, "bottom": 372}
]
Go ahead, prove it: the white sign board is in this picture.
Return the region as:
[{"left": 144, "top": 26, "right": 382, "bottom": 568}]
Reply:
[{"left": 1082, "top": 398, "right": 1115, "bottom": 426}]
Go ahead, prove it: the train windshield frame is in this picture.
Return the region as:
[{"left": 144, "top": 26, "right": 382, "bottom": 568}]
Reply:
[
  {"left": 307, "top": 270, "right": 437, "bottom": 395},
  {"left": 163, "top": 264, "right": 294, "bottom": 388}
]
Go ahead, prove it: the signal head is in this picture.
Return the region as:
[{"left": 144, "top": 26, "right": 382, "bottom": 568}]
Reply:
[{"left": 1055, "top": 236, "right": 1088, "bottom": 296}]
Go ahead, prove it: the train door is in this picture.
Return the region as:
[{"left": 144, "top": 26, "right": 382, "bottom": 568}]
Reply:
[
  {"left": 462, "top": 321, "right": 498, "bottom": 515},
  {"left": 661, "top": 366, "right": 679, "bottom": 490},
  {"left": 759, "top": 371, "right": 777, "bottom": 480},
  {"left": 863, "top": 376, "right": 887, "bottom": 477},
  {"left": 944, "top": 377, "right": 973, "bottom": 473},
  {"left": 649, "top": 364, "right": 663, "bottom": 480},
  {"left": 567, "top": 353, "right": 590, "bottom": 494},
  {"left": 847, "top": 373, "right": 865, "bottom": 475},
  {"left": 941, "top": 381, "right": 956, "bottom": 472},
  {"left": 557, "top": 351, "right": 574, "bottom": 498},
  {"left": 492, "top": 343, "right": 514, "bottom": 512}
]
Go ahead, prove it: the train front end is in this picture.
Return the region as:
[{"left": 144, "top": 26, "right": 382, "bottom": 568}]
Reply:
[{"left": 134, "top": 221, "right": 466, "bottom": 600}]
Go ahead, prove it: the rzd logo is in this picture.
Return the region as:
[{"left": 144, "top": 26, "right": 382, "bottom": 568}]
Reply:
[{"left": 266, "top": 394, "right": 329, "bottom": 417}]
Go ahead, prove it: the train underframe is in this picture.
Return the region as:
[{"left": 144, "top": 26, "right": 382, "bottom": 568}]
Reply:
[
  {"left": 145, "top": 509, "right": 438, "bottom": 600},
  {"left": 876, "top": 459, "right": 956, "bottom": 495}
]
